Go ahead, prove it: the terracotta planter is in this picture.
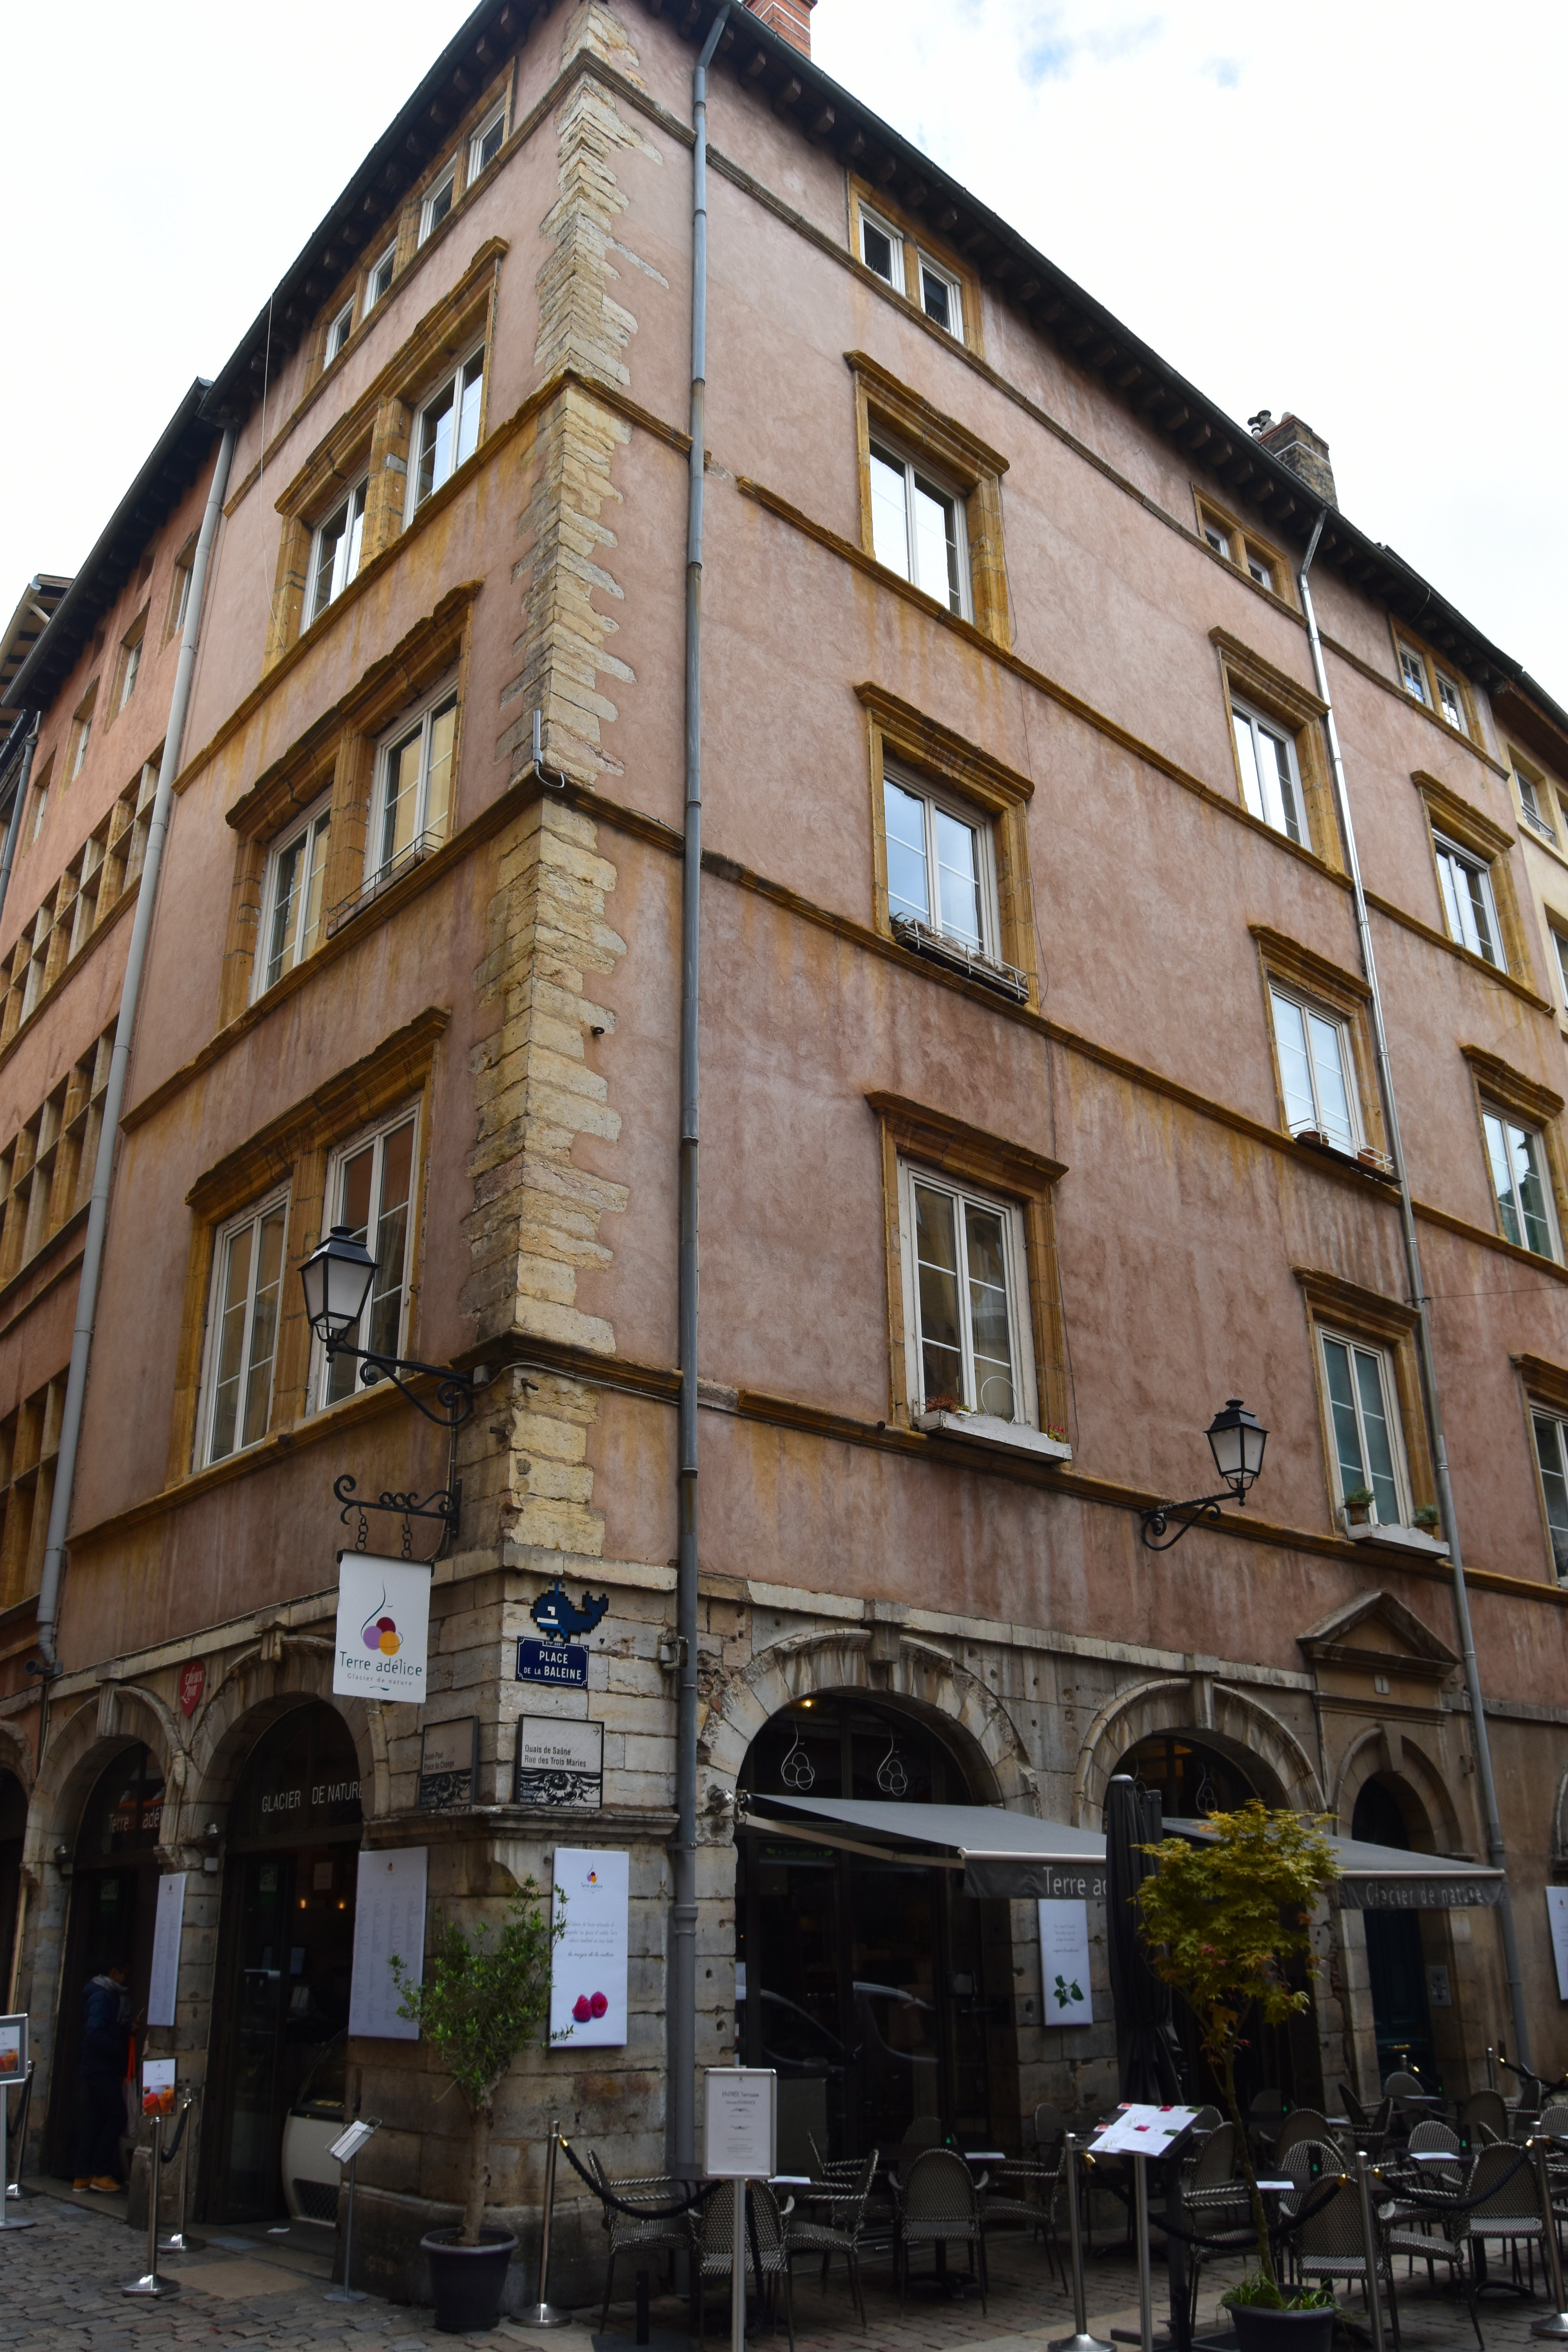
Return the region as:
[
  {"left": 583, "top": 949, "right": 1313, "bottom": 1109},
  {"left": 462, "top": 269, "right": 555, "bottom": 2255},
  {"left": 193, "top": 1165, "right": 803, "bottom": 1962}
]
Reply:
[
  {"left": 421, "top": 2228, "right": 517, "bottom": 2334},
  {"left": 1343, "top": 1499, "right": 1372, "bottom": 1526},
  {"left": 1228, "top": 2302, "right": 1336, "bottom": 2352}
]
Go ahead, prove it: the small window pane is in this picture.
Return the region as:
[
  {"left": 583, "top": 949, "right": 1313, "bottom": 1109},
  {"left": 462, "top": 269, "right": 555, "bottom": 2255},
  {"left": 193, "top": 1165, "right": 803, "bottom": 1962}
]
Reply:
[
  {"left": 1247, "top": 553, "right": 1272, "bottom": 588},
  {"left": 1233, "top": 712, "right": 1266, "bottom": 822},
  {"left": 1322, "top": 1338, "right": 1366, "bottom": 1500},
  {"left": 869, "top": 447, "right": 911, "bottom": 579},
  {"left": 369, "top": 246, "right": 395, "bottom": 306},
  {"left": 1399, "top": 646, "right": 1429, "bottom": 704},
  {"left": 422, "top": 170, "right": 454, "bottom": 241},
  {"left": 920, "top": 265, "right": 955, "bottom": 334},
  {"left": 913, "top": 1183, "right": 963, "bottom": 1408},
  {"left": 1533, "top": 1414, "right": 1568, "bottom": 1579},
  {"left": 1271, "top": 993, "right": 1316, "bottom": 1136},
  {"left": 1204, "top": 523, "right": 1229, "bottom": 556},
  {"left": 368, "top": 1120, "right": 415, "bottom": 1357},
  {"left": 266, "top": 833, "right": 307, "bottom": 991},
  {"left": 1437, "top": 673, "right": 1464, "bottom": 730},
  {"left": 416, "top": 379, "right": 456, "bottom": 507},
  {"left": 425, "top": 701, "right": 457, "bottom": 842},
  {"left": 209, "top": 1223, "right": 256, "bottom": 1462},
  {"left": 1352, "top": 1347, "right": 1401, "bottom": 1525},
  {"left": 884, "top": 779, "right": 930, "bottom": 925},
  {"left": 964, "top": 1202, "right": 1014, "bottom": 1419},
  {"left": 473, "top": 111, "right": 505, "bottom": 173},
  {"left": 1306, "top": 1010, "right": 1354, "bottom": 1152},
  {"left": 380, "top": 727, "right": 424, "bottom": 867},
  {"left": 456, "top": 355, "right": 484, "bottom": 469},
  {"left": 241, "top": 1207, "right": 287, "bottom": 1447},
  {"left": 932, "top": 805, "right": 982, "bottom": 949},
  {"left": 911, "top": 474, "right": 961, "bottom": 613},
  {"left": 1552, "top": 930, "right": 1568, "bottom": 1004},
  {"left": 327, "top": 300, "right": 354, "bottom": 361},
  {"left": 861, "top": 215, "right": 896, "bottom": 282}
]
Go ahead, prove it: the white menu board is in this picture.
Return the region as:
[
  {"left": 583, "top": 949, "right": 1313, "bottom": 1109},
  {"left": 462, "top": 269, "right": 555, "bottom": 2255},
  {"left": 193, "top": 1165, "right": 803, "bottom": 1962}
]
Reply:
[
  {"left": 1089, "top": 2103, "right": 1201, "bottom": 2157},
  {"left": 0, "top": 2014, "right": 27, "bottom": 2082},
  {"left": 1548, "top": 1886, "right": 1568, "bottom": 2001},
  {"left": 349, "top": 1847, "right": 427, "bottom": 2039},
  {"left": 550, "top": 1848, "right": 629, "bottom": 2047},
  {"left": 1038, "top": 1897, "right": 1093, "bottom": 2025},
  {"left": 705, "top": 2067, "right": 777, "bottom": 2180},
  {"left": 334, "top": 1555, "right": 432, "bottom": 1705},
  {"left": 147, "top": 1872, "right": 187, "bottom": 2029}
]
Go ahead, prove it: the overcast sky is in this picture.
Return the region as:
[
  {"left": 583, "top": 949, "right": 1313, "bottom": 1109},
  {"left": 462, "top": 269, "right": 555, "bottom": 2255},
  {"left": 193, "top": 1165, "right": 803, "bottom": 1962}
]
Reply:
[{"left": 6, "top": 1, "right": 1563, "bottom": 697}]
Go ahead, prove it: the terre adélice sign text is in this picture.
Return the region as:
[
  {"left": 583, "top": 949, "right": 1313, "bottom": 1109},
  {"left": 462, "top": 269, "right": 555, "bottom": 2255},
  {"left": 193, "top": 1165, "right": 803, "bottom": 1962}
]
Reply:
[{"left": 333, "top": 1553, "right": 432, "bottom": 1704}]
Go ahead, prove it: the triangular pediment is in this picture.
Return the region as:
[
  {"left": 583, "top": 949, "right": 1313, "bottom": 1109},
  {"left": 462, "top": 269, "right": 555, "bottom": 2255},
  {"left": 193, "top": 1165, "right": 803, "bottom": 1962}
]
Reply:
[{"left": 1297, "top": 1589, "right": 1458, "bottom": 1679}]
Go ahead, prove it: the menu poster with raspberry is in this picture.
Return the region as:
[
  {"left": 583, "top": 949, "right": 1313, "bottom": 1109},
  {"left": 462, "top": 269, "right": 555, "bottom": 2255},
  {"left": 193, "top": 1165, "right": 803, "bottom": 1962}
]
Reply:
[
  {"left": 333, "top": 1554, "right": 432, "bottom": 1704},
  {"left": 549, "top": 1848, "right": 629, "bottom": 2048}
]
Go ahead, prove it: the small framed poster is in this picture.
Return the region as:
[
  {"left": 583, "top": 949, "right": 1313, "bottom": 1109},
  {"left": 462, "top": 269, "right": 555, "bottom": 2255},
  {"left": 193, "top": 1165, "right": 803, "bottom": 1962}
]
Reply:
[
  {"left": 418, "top": 1718, "right": 478, "bottom": 1811},
  {"left": 0, "top": 2014, "right": 27, "bottom": 2080},
  {"left": 704, "top": 2067, "right": 777, "bottom": 2180},
  {"left": 550, "top": 1849, "right": 629, "bottom": 2047},
  {"left": 1038, "top": 1897, "right": 1093, "bottom": 2026},
  {"left": 142, "top": 2058, "right": 177, "bottom": 2116},
  {"left": 515, "top": 1716, "right": 603, "bottom": 1809}
]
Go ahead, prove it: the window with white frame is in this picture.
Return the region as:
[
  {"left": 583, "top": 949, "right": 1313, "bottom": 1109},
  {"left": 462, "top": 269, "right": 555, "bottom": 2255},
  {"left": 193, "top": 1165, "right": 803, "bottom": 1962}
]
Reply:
[
  {"left": 366, "top": 243, "right": 396, "bottom": 310},
  {"left": 1550, "top": 925, "right": 1568, "bottom": 1007},
  {"left": 308, "top": 477, "right": 368, "bottom": 623},
  {"left": 316, "top": 1110, "right": 418, "bottom": 1408},
  {"left": 1398, "top": 637, "right": 1471, "bottom": 737},
  {"left": 855, "top": 201, "right": 964, "bottom": 338},
  {"left": 201, "top": 1192, "right": 289, "bottom": 1464},
  {"left": 1397, "top": 640, "right": 1430, "bottom": 706},
  {"left": 915, "top": 250, "right": 963, "bottom": 338},
  {"left": 1514, "top": 757, "right": 1558, "bottom": 843},
  {"left": 114, "top": 622, "right": 143, "bottom": 717},
  {"left": 1433, "top": 833, "right": 1501, "bottom": 965},
  {"left": 1531, "top": 1408, "right": 1568, "bottom": 1580},
  {"left": 858, "top": 201, "right": 901, "bottom": 287},
  {"left": 1198, "top": 505, "right": 1279, "bottom": 592},
  {"left": 68, "top": 683, "right": 97, "bottom": 782},
  {"left": 258, "top": 795, "right": 332, "bottom": 996},
  {"left": 368, "top": 688, "right": 456, "bottom": 884},
  {"left": 419, "top": 163, "right": 456, "bottom": 245},
  {"left": 1319, "top": 1330, "right": 1408, "bottom": 1526},
  {"left": 1270, "top": 987, "right": 1359, "bottom": 1152},
  {"left": 884, "top": 767, "right": 996, "bottom": 956},
  {"left": 1435, "top": 667, "right": 1466, "bottom": 733},
  {"left": 325, "top": 297, "right": 355, "bottom": 364},
  {"left": 900, "top": 1163, "right": 1033, "bottom": 1424},
  {"left": 869, "top": 439, "right": 967, "bottom": 617},
  {"left": 1482, "top": 1107, "right": 1558, "bottom": 1258},
  {"left": 411, "top": 351, "right": 484, "bottom": 513},
  {"left": 1232, "top": 697, "right": 1306, "bottom": 845},
  {"left": 468, "top": 101, "right": 506, "bottom": 178},
  {"left": 165, "top": 539, "right": 196, "bottom": 644}
]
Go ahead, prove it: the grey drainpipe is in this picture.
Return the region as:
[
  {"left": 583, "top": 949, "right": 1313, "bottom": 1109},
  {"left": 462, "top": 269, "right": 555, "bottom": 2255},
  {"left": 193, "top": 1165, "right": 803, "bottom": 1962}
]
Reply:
[
  {"left": 669, "top": 0, "right": 730, "bottom": 2181},
  {"left": 31, "top": 423, "right": 237, "bottom": 1679},
  {"left": 1298, "top": 510, "right": 1532, "bottom": 2069},
  {"left": 0, "top": 712, "right": 40, "bottom": 929}
]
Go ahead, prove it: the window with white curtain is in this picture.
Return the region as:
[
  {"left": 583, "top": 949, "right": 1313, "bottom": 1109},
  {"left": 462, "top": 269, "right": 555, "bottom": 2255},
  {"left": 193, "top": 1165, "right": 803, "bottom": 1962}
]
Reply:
[
  {"left": 1232, "top": 698, "right": 1306, "bottom": 846},
  {"left": 1482, "top": 1108, "right": 1558, "bottom": 1259},
  {"left": 869, "top": 439, "right": 967, "bottom": 617},
  {"left": 1319, "top": 1331, "right": 1408, "bottom": 1527},
  {"left": 1433, "top": 834, "right": 1502, "bottom": 965},
  {"left": 1270, "top": 988, "right": 1359, "bottom": 1152}
]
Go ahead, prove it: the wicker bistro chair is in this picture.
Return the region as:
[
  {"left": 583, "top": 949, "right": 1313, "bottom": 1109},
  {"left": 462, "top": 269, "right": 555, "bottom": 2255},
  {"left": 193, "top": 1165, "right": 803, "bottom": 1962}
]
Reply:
[
  {"left": 1274, "top": 2112, "right": 1337, "bottom": 2167},
  {"left": 785, "top": 2150, "right": 878, "bottom": 2330},
  {"left": 1461, "top": 2137, "right": 1549, "bottom": 2294},
  {"left": 1180, "top": 2123, "right": 1253, "bottom": 2329},
  {"left": 892, "top": 2147, "right": 988, "bottom": 2316},
  {"left": 1460, "top": 2092, "right": 1511, "bottom": 2151},
  {"left": 1286, "top": 2158, "right": 1402, "bottom": 2347},
  {"left": 590, "top": 2155, "right": 697, "bottom": 2333},
  {"left": 695, "top": 2180, "right": 795, "bottom": 2352},
  {"left": 979, "top": 2152, "right": 1065, "bottom": 2287}
]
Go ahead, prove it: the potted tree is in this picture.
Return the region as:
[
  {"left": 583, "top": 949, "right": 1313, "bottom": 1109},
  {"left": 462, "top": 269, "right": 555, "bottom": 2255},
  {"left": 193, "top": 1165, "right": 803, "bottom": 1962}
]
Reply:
[
  {"left": 392, "top": 1877, "right": 567, "bottom": 2334},
  {"left": 1135, "top": 1801, "right": 1340, "bottom": 2352}
]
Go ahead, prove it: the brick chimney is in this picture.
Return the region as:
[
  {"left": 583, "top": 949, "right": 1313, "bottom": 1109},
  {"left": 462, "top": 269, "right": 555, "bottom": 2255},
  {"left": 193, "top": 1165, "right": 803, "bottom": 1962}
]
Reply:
[
  {"left": 1256, "top": 413, "right": 1338, "bottom": 510},
  {"left": 744, "top": 0, "right": 815, "bottom": 56}
]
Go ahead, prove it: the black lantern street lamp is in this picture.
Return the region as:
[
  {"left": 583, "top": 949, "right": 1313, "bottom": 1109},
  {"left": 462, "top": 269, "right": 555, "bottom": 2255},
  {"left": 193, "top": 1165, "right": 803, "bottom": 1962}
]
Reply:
[
  {"left": 299, "top": 1225, "right": 490, "bottom": 1431},
  {"left": 1140, "top": 1397, "right": 1268, "bottom": 1550}
]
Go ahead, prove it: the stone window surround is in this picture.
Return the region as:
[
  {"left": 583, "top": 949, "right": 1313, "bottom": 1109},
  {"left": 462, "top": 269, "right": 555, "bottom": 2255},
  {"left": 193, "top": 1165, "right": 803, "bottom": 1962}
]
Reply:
[
  {"left": 1211, "top": 628, "right": 1340, "bottom": 873},
  {"left": 222, "top": 586, "right": 479, "bottom": 1028},
  {"left": 1413, "top": 769, "right": 1536, "bottom": 990},
  {"left": 857, "top": 681, "right": 1040, "bottom": 1007},
  {"left": 846, "top": 350, "right": 1012, "bottom": 651},
  {"left": 1512, "top": 1352, "right": 1568, "bottom": 1584},
  {"left": 1391, "top": 618, "right": 1481, "bottom": 746},
  {"left": 1193, "top": 490, "right": 1294, "bottom": 608},
  {"left": 1294, "top": 1265, "right": 1438, "bottom": 1535},
  {"left": 1249, "top": 924, "right": 1389, "bottom": 1170},
  {"left": 845, "top": 174, "right": 984, "bottom": 358},
  {"left": 1459, "top": 1044, "right": 1568, "bottom": 1263},
  {"left": 167, "top": 1006, "right": 449, "bottom": 1487},
  {"left": 867, "top": 1090, "right": 1069, "bottom": 1441},
  {"left": 264, "top": 239, "right": 506, "bottom": 671}
]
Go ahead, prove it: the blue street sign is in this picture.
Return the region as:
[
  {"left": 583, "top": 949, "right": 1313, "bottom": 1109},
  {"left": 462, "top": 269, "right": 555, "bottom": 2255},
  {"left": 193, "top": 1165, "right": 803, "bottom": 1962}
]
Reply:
[{"left": 516, "top": 1638, "right": 588, "bottom": 1687}]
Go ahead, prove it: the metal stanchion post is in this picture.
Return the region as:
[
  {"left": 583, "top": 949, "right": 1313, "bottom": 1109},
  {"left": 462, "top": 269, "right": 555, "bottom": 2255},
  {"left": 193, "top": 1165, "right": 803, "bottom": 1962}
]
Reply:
[
  {"left": 158, "top": 2092, "right": 202, "bottom": 2255},
  {"left": 324, "top": 2153, "right": 367, "bottom": 2304},
  {"left": 0, "top": 2067, "right": 34, "bottom": 2231},
  {"left": 1352, "top": 2150, "right": 1386, "bottom": 2352},
  {"left": 122, "top": 2111, "right": 180, "bottom": 2298},
  {"left": 1487, "top": 2047, "right": 1499, "bottom": 2093},
  {"left": 731, "top": 2179, "right": 746, "bottom": 2352},
  {"left": 522, "top": 2119, "right": 570, "bottom": 2327},
  {"left": 1134, "top": 2154, "right": 1154, "bottom": 2352},
  {"left": 1531, "top": 2138, "right": 1568, "bottom": 2338},
  {"left": 1051, "top": 2136, "right": 1115, "bottom": 2352}
]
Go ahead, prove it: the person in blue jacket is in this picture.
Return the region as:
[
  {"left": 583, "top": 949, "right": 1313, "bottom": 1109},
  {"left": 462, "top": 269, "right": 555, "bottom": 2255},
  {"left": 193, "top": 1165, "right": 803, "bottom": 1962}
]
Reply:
[{"left": 74, "top": 1962, "right": 132, "bottom": 2191}]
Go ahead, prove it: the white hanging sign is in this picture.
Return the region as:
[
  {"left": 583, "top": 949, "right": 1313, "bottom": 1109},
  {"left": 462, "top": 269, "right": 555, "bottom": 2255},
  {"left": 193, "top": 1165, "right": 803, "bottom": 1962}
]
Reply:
[
  {"left": 550, "top": 1848, "right": 629, "bottom": 2047},
  {"left": 333, "top": 1554, "right": 432, "bottom": 1704},
  {"left": 1038, "top": 1896, "right": 1092, "bottom": 2026},
  {"left": 1548, "top": 1887, "right": 1568, "bottom": 2001},
  {"left": 147, "top": 1872, "right": 187, "bottom": 2028},
  {"left": 348, "top": 1847, "right": 427, "bottom": 2039}
]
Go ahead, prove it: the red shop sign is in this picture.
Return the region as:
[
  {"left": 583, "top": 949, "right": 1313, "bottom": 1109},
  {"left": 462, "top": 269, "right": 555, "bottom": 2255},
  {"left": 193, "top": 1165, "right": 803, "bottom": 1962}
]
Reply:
[{"left": 178, "top": 1660, "right": 206, "bottom": 1718}]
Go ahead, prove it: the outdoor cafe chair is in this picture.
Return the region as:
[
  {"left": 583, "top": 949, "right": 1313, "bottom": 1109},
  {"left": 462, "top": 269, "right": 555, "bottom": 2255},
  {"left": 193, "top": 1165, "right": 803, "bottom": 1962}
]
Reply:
[
  {"left": 1274, "top": 2111, "right": 1336, "bottom": 2166},
  {"left": 1379, "top": 2167, "right": 1483, "bottom": 2351},
  {"left": 785, "top": 2149, "right": 878, "bottom": 2330},
  {"left": 1033, "top": 2102, "right": 1068, "bottom": 2165},
  {"left": 695, "top": 2179, "right": 795, "bottom": 2352},
  {"left": 978, "top": 2148, "right": 1065, "bottom": 2287},
  {"left": 1286, "top": 2161, "right": 1401, "bottom": 2347},
  {"left": 590, "top": 2154, "right": 696, "bottom": 2333},
  {"left": 891, "top": 2147, "right": 987, "bottom": 2316},
  {"left": 1461, "top": 2137, "right": 1548, "bottom": 2294},
  {"left": 1275, "top": 2139, "right": 1348, "bottom": 2296},
  {"left": 1385, "top": 2071, "right": 1427, "bottom": 2099},
  {"left": 1340, "top": 2084, "right": 1396, "bottom": 2155},
  {"left": 1460, "top": 2091, "right": 1510, "bottom": 2151}
]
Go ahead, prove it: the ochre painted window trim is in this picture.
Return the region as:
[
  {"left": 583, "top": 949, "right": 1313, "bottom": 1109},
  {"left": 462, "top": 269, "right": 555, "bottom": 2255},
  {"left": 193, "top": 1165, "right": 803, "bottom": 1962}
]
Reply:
[
  {"left": 1193, "top": 492, "right": 1295, "bottom": 608},
  {"left": 846, "top": 175, "right": 984, "bottom": 358},
  {"left": 1210, "top": 628, "right": 1340, "bottom": 872},
  {"left": 1412, "top": 769, "right": 1535, "bottom": 989},
  {"left": 856, "top": 681, "right": 1039, "bottom": 1005},
  {"left": 1249, "top": 924, "right": 1388, "bottom": 1166},
  {"left": 1390, "top": 619, "right": 1481, "bottom": 744},
  {"left": 866, "top": 1090, "right": 1067, "bottom": 1438},
  {"left": 170, "top": 1006, "right": 450, "bottom": 1483},
  {"left": 1510, "top": 1352, "right": 1568, "bottom": 1584},
  {"left": 1461, "top": 1044, "right": 1568, "bottom": 1259},
  {"left": 1294, "top": 1265, "right": 1437, "bottom": 1529},
  {"left": 846, "top": 350, "right": 1011, "bottom": 649},
  {"left": 264, "top": 239, "right": 507, "bottom": 669}
]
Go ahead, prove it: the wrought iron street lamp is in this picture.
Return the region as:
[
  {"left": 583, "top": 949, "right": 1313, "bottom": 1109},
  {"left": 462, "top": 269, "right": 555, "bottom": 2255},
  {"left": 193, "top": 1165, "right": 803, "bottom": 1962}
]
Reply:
[{"left": 1140, "top": 1397, "right": 1268, "bottom": 1550}]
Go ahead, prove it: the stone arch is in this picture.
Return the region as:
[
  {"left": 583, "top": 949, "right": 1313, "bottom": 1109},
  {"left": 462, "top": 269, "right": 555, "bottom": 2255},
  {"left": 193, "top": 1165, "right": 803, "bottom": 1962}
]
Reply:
[
  {"left": 701, "top": 1626, "right": 1037, "bottom": 1814},
  {"left": 26, "top": 1685, "right": 181, "bottom": 1871},
  {"left": 1072, "top": 1676, "right": 1324, "bottom": 1826},
  {"left": 0, "top": 1717, "right": 34, "bottom": 1797},
  {"left": 1333, "top": 1724, "right": 1466, "bottom": 1855},
  {"left": 187, "top": 1639, "right": 385, "bottom": 1836}
]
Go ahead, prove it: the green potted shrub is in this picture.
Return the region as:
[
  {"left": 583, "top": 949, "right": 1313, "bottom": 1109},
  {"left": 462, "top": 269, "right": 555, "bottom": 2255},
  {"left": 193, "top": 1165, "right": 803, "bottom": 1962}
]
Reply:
[
  {"left": 392, "top": 1877, "right": 567, "bottom": 2334},
  {"left": 1340, "top": 1485, "right": 1375, "bottom": 1528},
  {"left": 1135, "top": 1801, "right": 1340, "bottom": 2352}
]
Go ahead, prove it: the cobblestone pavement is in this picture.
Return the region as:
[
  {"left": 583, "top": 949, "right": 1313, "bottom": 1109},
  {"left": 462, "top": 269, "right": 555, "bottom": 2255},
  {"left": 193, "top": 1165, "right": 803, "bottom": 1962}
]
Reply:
[{"left": 4, "top": 2184, "right": 1558, "bottom": 2352}]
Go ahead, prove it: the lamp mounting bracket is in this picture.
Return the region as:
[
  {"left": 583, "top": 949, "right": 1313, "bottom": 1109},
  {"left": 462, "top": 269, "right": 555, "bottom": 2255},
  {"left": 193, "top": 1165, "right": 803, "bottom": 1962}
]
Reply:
[{"left": 1140, "top": 1492, "right": 1235, "bottom": 1551}]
